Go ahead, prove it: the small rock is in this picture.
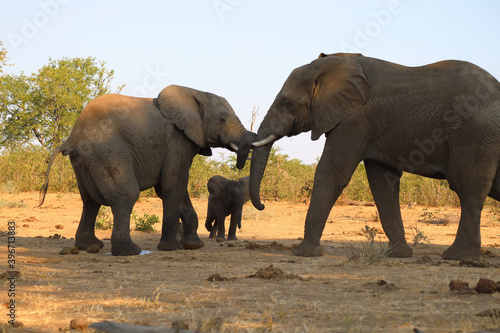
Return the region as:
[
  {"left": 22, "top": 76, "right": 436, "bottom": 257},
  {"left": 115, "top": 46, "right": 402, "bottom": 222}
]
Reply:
[
  {"left": 172, "top": 320, "right": 189, "bottom": 329},
  {"left": 418, "top": 255, "right": 432, "bottom": 263},
  {"left": 250, "top": 265, "right": 285, "bottom": 279},
  {"left": 480, "top": 248, "right": 496, "bottom": 257},
  {"left": 50, "top": 233, "right": 62, "bottom": 239},
  {"left": 207, "top": 273, "right": 236, "bottom": 282},
  {"left": 475, "top": 278, "right": 498, "bottom": 294},
  {"left": 22, "top": 224, "right": 29, "bottom": 228},
  {"left": 55, "top": 224, "right": 64, "bottom": 230},
  {"left": 248, "top": 265, "right": 301, "bottom": 280},
  {"left": 207, "top": 273, "right": 228, "bottom": 282},
  {"left": 90, "top": 321, "right": 200, "bottom": 332},
  {"left": 364, "top": 279, "right": 399, "bottom": 291},
  {"left": 449, "top": 280, "right": 470, "bottom": 292},
  {"left": 70, "top": 316, "right": 90, "bottom": 331},
  {"left": 459, "top": 259, "right": 490, "bottom": 268},
  {"left": 59, "top": 247, "right": 72, "bottom": 255},
  {"left": 86, "top": 245, "right": 100, "bottom": 253},
  {"left": 244, "top": 241, "right": 261, "bottom": 250},
  {"left": 201, "top": 317, "right": 223, "bottom": 332},
  {"left": 60, "top": 246, "right": 79, "bottom": 255}
]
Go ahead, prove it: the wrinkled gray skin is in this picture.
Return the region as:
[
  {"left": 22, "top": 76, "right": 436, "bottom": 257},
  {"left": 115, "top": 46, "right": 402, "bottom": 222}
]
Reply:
[
  {"left": 40, "top": 85, "right": 256, "bottom": 256},
  {"left": 205, "top": 176, "right": 250, "bottom": 241},
  {"left": 242, "top": 53, "right": 500, "bottom": 260}
]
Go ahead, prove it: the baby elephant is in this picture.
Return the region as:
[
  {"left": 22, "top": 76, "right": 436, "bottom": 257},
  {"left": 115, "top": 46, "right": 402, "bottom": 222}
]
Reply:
[{"left": 205, "top": 176, "right": 250, "bottom": 241}]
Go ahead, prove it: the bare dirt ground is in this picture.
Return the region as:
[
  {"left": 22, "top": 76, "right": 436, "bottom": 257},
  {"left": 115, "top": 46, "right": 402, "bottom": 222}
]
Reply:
[{"left": 1, "top": 192, "right": 500, "bottom": 333}]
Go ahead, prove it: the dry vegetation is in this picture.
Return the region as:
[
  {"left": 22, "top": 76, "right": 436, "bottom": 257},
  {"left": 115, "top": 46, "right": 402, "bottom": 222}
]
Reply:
[{"left": 1, "top": 192, "right": 500, "bottom": 333}]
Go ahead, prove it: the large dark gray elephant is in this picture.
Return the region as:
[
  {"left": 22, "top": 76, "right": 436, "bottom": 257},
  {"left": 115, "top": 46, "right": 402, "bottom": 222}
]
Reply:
[
  {"left": 240, "top": 53, "right": 500, "bottom": 260},
  {"left": 40, "top": 85, "right": 256, "bottom": 256},
  {"left": 205, "top": 175, "right": 250, "bottom": 241}
]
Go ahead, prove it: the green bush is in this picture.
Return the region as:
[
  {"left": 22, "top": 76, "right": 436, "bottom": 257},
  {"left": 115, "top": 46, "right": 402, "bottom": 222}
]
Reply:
[
  {"left": 95, "top": 206, "right": 113, "bottom": 230},
  {"left": 0, "top": 144, "right": 487, "bottom": 208},
  {"left": 342, "top": 163, "right": 373, "bottom": 203},
  {"left": 0, "top": 144, "right": 77, "bottom": 193},
  {"left": 134, "top": 213, "right": 159, "bottom": 232}
]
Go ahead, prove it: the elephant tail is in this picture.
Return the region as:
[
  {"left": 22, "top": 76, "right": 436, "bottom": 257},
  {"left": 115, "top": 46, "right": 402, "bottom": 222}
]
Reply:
[{"left": 38, "top": 144, "right": 67, "bottom": 207}]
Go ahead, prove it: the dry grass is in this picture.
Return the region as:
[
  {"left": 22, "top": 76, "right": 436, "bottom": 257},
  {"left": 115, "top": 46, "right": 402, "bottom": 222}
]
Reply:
[{"left": 1, "top": 192, "right": 500, "bottom": 332}]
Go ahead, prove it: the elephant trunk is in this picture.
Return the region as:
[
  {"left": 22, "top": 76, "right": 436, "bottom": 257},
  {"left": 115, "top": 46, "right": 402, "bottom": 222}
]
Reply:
[
  {"left": 247, "top": 106, "right": 288, "bottom": 210},
  {"left": 235, "top": 131, "right": 257, "bottom": 169},
  {"left": 249, "top": 142, "right": 273, "bottom": 211}
]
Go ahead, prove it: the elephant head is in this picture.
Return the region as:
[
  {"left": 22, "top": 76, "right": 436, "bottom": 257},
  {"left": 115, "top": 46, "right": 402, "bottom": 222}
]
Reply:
[
  {"left": 243, "top": 54, "right": 370, "bottom": 210},
  {"left": 156, "top": 85, "right": 255, "bottom": 155}
]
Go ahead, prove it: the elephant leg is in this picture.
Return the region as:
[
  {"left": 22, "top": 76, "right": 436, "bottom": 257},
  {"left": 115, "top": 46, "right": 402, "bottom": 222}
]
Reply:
[
  {"left": 157, "top": 162, "right": 203, "bottom": 251},
  {"left": 87, "top": 160, "right": 141, "bottom": 256},
  {"left": 441, "top": 159, "right": 494, "bottom": 260},
  {"left": 227, "top": 207, "right": 242, "bottom": 241},
  {"left": 205, "top": 202, "right": 217, "bottom": 238},
  {"left": 180, "top": 195, "right": 204, "bottom": 249},
  {"left": 442, "top": 193, "right": 485, "bottom": 260},
  {"left": 110, "top": 200, "right": 142, "bottom": 256},
  {"left": 365, "top": 160, "right": 412, "bottom": 258},
  {"left": 209, "top": 221, "right": 217, "bottom": 238},
  {"left": 487, "top": 177, "right": 500, "bottom": 202},
  {"left": 74, "top": 191, "right": 104, "bottom": 250},
  {"left": 293, "top": 130, "right": 366, "bottom": 257},
  {"left": 215, "top": 212, "right": 227, "bottom": 242},
  {"left": 157, "top": 196, "right": 184, "bottom": 251},
  {"left": 154, "top": 184, "right": 163, "bottom": 199},
  {"left": 70, "top": 158, "right": 104, "bottom": 250}
]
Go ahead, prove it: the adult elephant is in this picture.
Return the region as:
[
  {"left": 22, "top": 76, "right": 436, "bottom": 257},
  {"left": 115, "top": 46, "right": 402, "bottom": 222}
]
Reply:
[
  {"left": 241, "top": 53, "right": 500, "bottom": 260},
  {"left": 40, "top": 85, "right": 256, "bottom": 256}
]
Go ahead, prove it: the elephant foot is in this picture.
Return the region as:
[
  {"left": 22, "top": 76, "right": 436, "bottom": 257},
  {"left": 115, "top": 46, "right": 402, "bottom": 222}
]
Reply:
[
  {"left": 182, "top": 237, "right": 204, "bottom": 250},
  {"left": 387, "top": 242, "right": 413, "bottom": 258},
  {"left": 209, "top": 230, "right": 217, "bottom": 239},
  {"left": 292, "top": 240, "right": 324, "bottom": 257},
  {"left": 111, "top": 240, "right": 141, "bottom": 256},
  {"left": 441, "top": 243, "right": 480, "bottom": 260},
  {"left": 157, "top": 239, "right": 184, "bottom": 251},
  {"left": 75, "top": 237, "right": 104, "bottom": 251},
  {"left": 227, "top": 235, "right": 238, "bottom": 241},
  {"left": 215, "top": 236, "right": 225, "bottom": 243}
]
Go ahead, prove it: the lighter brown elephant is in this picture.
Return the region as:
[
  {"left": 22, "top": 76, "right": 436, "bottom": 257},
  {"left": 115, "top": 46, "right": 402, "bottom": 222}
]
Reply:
[{"left": 40, "top": 85, "right": 256, "bottom": 256}]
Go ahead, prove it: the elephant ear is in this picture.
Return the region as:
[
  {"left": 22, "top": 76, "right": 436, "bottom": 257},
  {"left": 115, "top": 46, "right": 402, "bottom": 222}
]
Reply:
[
  {"left": 156, "top": 85, "right": 206, "bottom": 147},
  {"left": 310, "top": 58, "right": 370, "bottom": 140}
]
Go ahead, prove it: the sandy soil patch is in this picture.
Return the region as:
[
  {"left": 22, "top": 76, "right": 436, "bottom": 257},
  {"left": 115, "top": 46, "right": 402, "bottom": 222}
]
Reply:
[{"left": 1, "top": 192, "right": 500, "bottom": 332}]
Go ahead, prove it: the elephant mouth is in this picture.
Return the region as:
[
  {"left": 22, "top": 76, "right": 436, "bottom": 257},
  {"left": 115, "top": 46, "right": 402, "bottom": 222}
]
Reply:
[
  {"left": 230, "top": 134, "right": 278, "bottom": 152},
  {"left": 289, "top": 121, "right": 309, "bottom": 137}
]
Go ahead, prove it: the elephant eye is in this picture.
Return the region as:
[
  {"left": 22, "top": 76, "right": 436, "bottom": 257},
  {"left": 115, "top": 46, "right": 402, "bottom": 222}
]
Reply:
[
  {"left": 220, "top": 117, "right": 227, "bottom": 123},
  {"left": 282, "top": 99, "right": 292, "bottom": 109}
]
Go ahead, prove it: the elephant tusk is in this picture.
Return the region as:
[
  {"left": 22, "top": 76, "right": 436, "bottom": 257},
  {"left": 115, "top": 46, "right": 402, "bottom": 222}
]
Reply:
[
  {"left": 230, "top": 143, "right": 239, "bottom": 151},
  {"left": 252, "top": 134, "right": 277, "bottom": 147}
]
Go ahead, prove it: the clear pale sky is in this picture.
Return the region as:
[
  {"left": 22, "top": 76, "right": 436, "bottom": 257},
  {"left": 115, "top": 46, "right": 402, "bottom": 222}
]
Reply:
[{"left": 1, "top": 0, "right": 499, "bottom": 164}]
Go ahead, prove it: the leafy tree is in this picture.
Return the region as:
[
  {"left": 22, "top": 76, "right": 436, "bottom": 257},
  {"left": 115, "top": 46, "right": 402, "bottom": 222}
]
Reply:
[
  {"left": 0, "top": 41, "right": 8, "bottom": 73},
  {"left": 0, "top": 56, "right": 124, "bottom": 149}
]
